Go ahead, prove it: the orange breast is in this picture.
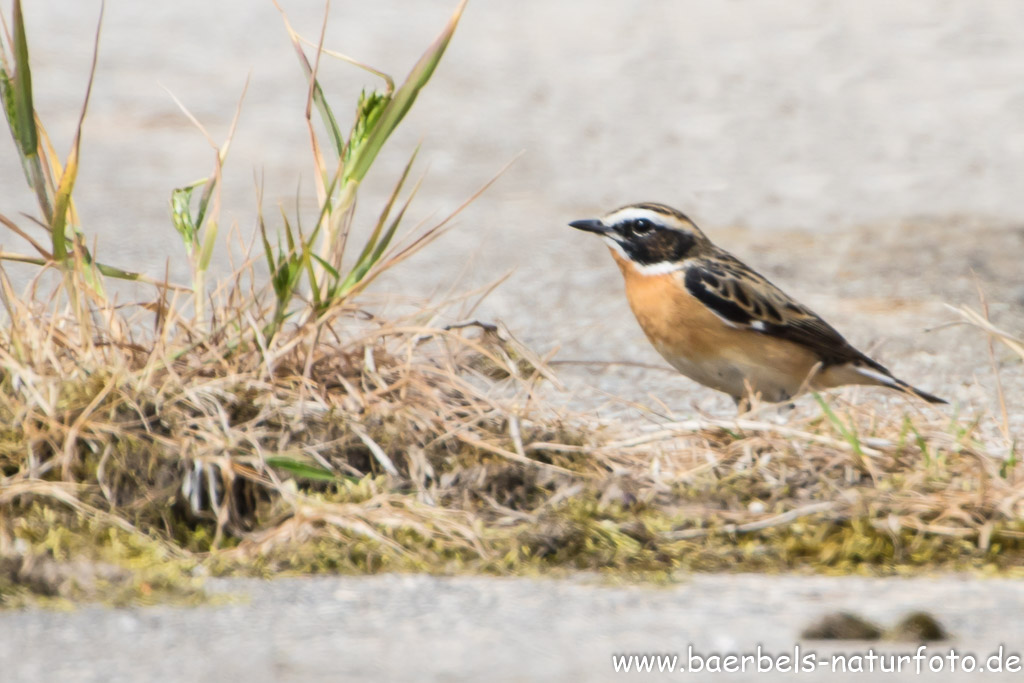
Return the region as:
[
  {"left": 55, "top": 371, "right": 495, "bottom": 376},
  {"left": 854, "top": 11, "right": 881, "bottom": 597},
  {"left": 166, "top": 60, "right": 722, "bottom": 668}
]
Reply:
[
  {"left": 609, "top": 248, "right": 822, "bottom": 400},
  {"left": 611, "top": 249, "right": 730, "bottom": 358}
]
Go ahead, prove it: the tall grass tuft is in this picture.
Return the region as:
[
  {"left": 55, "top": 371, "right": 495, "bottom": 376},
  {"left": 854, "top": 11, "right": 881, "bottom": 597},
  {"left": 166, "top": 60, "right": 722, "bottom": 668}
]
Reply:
[
  {"left": 272, "top": 0, "right": 470, "bottom": 326},
  {"left": 0, "top": 1, "right": 148, "bottom": 297}
]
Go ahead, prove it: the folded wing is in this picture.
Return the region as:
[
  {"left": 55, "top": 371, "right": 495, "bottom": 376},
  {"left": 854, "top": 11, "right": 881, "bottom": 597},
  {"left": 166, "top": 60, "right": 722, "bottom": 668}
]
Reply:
[{"left": 682, "top": 260, "right": 888, "bottom": 373}]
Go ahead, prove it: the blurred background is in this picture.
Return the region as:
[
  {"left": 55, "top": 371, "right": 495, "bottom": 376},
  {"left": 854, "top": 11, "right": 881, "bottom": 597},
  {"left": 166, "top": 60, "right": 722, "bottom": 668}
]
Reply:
[
  {"left": 2, "top": 0, "right": 1022, "bottom": 413},
  {"left": 3, "top": 3, "right": 1024, "bottom": 681}
]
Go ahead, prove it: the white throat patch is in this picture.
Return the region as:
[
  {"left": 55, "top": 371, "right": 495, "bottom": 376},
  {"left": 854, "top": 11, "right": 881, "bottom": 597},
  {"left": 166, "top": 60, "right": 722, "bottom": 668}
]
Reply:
[{"left": 630, "top": 261, "right": 686, "bottom": 276}]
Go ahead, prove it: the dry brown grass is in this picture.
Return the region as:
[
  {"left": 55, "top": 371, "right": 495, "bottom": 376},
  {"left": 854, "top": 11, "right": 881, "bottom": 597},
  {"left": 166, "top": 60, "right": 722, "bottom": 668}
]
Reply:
[{"left": 1, "top": 267, "right": 1022, "bottom": 607}]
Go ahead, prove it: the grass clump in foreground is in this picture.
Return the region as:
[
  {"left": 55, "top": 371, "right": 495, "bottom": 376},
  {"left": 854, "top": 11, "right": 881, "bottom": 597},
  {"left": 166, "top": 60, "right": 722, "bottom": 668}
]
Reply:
[{"left": 2, "top": 2, "right": 1024, "bottom": 608}]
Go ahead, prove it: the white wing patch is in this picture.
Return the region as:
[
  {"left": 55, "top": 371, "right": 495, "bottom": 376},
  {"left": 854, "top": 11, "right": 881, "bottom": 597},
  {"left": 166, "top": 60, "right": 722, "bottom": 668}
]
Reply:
[{"left": 852, "top": 364, "right": 898, "bottom": 387}]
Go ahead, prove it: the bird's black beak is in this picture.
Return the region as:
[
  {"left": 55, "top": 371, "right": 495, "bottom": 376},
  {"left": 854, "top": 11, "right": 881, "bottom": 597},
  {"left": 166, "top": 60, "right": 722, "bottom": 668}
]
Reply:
[{"left": 568, "top": 218, "right": 611, "bottom": 235}]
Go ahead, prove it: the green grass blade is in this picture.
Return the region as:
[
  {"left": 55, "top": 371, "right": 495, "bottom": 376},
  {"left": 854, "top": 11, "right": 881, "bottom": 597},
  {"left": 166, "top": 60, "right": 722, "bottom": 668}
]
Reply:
[
  {"left": 0, "top": 69, "right": 13, "bottom": 132},
  {"left": 265, "top": 456, "right": 341, "bottom": 482},
  {"left": 369, "top": 190, "right": 413, "bottom": 264},
  {"left": 271, "top": 215, "right": 293, "bottom": 295},
  {"left": 343, "top": 0, "right": 467, "bottom": 185},
  {"left": 300, "top": 242, "right": 322, "bottom": 311},
  {"left": 274, "top": 1, "right": 344, "bottom": 155},
  {"left": 8, "top": 0, "right": 36, "bottom": 160},
  {"left": 170, "top": 183, "right": 199, "bottom": 253},
  {"left": 813, "top": 393, "right": 864, "bottom": 459},
  {"left": 344, "top": 89, "right": 390, "bottom": 166},
  {"left": 198, "top": 219, "right": 217, "bottom": 272},
  {"left": 49, "top": 1, "right": 103, "bottom": 263},
  {"left": 350, "top": 147, "right": 418, "bottom": 270},
  {"left": 307, "top": 170, "right": 340, "bottom": 246},
  {"left": 908, "top": 421, "right": 932, "bottom": 466},
  {"left": 1, "top": 0, "right": 52, "bottom": 222},
  {"left": 259, "top": 211, "right": 276, "bottom": 275},
  {"left": 336, "top": 175, "right": 421, "bottom": 299},
  {"left": 310, "top": 252, "right": 340, "bottom": 281},
  {"left": 311, "top": 80, "right": 344, "bottom": 157},
  {"left": 193, "top": 176, "right": 217, "bottom": 232},
  {"left": 366, "top": 173, "right": 422, "bottom": 269}
]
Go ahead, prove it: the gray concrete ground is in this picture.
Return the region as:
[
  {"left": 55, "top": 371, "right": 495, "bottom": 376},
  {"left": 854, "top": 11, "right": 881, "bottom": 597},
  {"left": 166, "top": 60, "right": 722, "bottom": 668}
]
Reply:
[
  {"left": 4, "top": 573, "right": 1024, "bottom": 682},
  {"left": 1, "top": 1, "right": 1024, "bottom": 681}
]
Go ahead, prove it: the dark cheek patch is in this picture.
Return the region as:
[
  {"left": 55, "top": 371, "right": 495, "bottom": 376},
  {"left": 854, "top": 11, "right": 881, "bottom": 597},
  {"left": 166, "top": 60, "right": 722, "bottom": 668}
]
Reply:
[
  {"left": 624, "top": 231, "right": 695, "bottom": 265},
  {"left": 670, "top": 232, "right": 695, "bottom": 261}
]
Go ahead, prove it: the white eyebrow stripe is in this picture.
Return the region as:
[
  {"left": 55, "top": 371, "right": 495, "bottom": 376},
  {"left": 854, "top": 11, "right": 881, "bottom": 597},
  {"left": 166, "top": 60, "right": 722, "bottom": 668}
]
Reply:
[{"left": 603, "top": 207, "right": 669, "bottom": 226}]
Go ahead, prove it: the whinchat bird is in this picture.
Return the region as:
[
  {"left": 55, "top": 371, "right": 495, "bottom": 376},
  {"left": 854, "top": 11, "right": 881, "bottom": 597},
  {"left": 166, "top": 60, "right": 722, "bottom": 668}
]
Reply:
[{"left": 569, "top": 202, "right": 946, "bottom": 408}]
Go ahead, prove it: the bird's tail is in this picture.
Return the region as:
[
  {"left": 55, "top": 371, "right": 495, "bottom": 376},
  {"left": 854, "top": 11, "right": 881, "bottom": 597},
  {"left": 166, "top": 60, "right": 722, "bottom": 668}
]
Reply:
[
  {"left": 852, "top": 364, "right": 948, "bottom": 405},
  {"left": 891, "top": 377, "right": 947, "bottom": 404}
]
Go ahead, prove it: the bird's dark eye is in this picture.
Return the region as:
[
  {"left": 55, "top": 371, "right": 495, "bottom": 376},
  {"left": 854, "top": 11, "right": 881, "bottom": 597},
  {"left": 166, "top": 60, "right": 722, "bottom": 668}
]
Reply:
[{"left": 631, "top": 218, "right": 655, "bottom": 234}]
